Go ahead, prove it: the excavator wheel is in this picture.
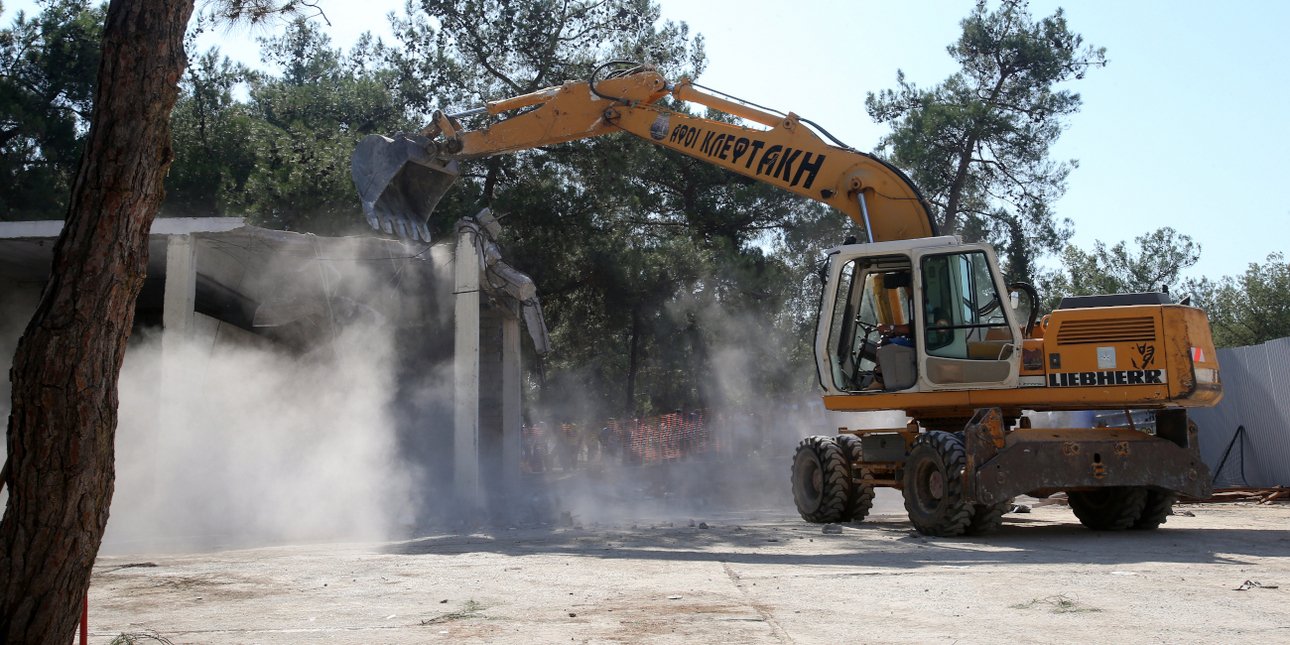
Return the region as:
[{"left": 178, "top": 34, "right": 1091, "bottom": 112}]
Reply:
[
  {"left": 834, "top": 434, "right": 876, "bottom": 522},
  {"left": 1132, "top": 489, "right": 1179, "bottom": 530},
  {"left": 1067, "top": 486, "right": 1149, "bottom": 531},
  {"left": 901, "top": 431, "right": 973, "bottom": 537},
  {"left": 791, "top": 436, "right": 850, "bottom": 524},
  {"left": 967, "top": 499, "right": 1012, "bottom": 535}
]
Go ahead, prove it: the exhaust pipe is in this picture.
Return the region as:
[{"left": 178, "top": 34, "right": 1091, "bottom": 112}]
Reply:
[{"left": 351, "top": 133, "right": 461, "bottom": 242}]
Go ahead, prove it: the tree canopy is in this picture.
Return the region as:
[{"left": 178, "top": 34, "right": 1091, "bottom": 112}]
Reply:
[
  {"left": 1193, "top": 253, "right": 1290, "bottom": 348},
  {"left": 0, "top": 0, "right": 104, "bottom": 219},
  {"left": 866, "top": 0, "right": 1106, "bottom": 283},
  {"left": 1040, "top": 226, "right": 1201, "bottom": 310}
]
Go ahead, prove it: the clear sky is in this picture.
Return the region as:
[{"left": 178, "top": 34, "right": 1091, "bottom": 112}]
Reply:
[{"left": 4, "top": 0, "right": 1285, "bottom": 280}]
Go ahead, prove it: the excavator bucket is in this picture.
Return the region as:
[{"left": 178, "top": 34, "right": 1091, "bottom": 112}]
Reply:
[{"left": 351, "top": 133, "right": 460, "bottom": 242}]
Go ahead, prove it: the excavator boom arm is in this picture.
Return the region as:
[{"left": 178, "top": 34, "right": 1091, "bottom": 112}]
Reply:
[
  {"left": 603, "top": 98, "right": 936, "bottom": 242},
  {"left": 353, "top": 67, "right": 936, "bottom": 242}
]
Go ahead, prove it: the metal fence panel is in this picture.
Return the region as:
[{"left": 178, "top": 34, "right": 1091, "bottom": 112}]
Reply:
[{"left": 1192, "top": 337, "right": 1290, "bottom": 487}]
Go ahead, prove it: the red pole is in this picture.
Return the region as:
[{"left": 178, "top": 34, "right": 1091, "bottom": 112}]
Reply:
[{"left": 80, "top": 594, "right": 88, "bottom": 645}]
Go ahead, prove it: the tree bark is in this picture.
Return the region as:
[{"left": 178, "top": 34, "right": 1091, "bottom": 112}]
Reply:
[
  {"left": 0, "top": 1, "right": 194, "bottom": 642},
  {"left": 941, "top": 134, "right": 977, "bottom": 236},
  {"left": 624, "top": 303, "right": 642, "bottom": 414},
  {"left": 942, "top": 71, "right": 1013, "bottom": 236}
]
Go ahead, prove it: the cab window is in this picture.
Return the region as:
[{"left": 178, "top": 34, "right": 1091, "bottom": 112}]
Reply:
[
  {"left": 920, "top": 251, "right": 1011, "bottom": 360},
  {"left": 827, "top": 258, "right": 913, "bottom": 391}
]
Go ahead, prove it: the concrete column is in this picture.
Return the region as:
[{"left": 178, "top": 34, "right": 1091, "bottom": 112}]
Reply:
[
  {"left": 162, "top": 235, "right": 196, "bottom": 341},
  {"left": 453, "top": 228, "right": 482, "bottom": 508},
  {"left": 158, "top": 234, "right": 196, "bottom": 518},
  {"left": 501, "top": 312, "right": 523, "bottom": 494}
]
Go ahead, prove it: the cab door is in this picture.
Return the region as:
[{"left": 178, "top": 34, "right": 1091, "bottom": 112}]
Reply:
[{"left": 915, "top": 247, "right": 1021, "bottom": 390}]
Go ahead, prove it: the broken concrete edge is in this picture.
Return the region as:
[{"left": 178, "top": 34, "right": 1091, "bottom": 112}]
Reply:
[
  {"left": 5, "top": 218, "right": 546, "bottom": 349},
  {"left": 0, "top": 217, "right": 247, "bottom": 239},
  {"left": 457, "top": 215, "right": 550, "bottom": 355}
]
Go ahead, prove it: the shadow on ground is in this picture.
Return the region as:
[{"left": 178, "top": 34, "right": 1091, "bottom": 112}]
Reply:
[{"left": 387, "top": 457, "right": 1290, "bottom": 569}]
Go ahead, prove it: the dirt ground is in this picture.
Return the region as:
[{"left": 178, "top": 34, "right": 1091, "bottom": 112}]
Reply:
[{"left": 86, "top": 489, "right": 1290, "bottom": 644}]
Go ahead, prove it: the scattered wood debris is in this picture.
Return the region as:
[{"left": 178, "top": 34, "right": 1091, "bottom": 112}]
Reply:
[
  {"left": 1234, "top": 580, "right": 1279, "bottom": 591},
  {"left": 1182, "top": 487, "right": 1289, "bottom": 504}
]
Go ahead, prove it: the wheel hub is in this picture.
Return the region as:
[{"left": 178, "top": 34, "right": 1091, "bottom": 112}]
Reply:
[{"left": 928, "top": 470, "right": 945, "bottom": 500}]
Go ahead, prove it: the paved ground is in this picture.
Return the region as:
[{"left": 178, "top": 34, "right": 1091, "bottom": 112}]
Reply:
[{"left": 88, "top": 490, "right": 1290, "bottom": 644}]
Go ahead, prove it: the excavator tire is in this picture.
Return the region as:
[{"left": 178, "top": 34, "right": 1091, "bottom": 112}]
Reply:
[
  {"left": 834, "top": 434, "right": 876, "bottom": 522},
  {"left": 1132, "top": 489, "right": 1178, "bottom": 530},
  {"left": 902, "top": 431, "right": 973, "bottom": 537},
  {"left": 1067, "top": 486, "right": 1148, "bottom": 531},
  {"left": 967, "top": 500, "right": 1012, "bottom": 535},
  {"left": 791, "top": 436, "right": 850, "bottom": 524}
]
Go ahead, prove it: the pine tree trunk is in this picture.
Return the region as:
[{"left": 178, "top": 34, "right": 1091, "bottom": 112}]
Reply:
[
  {"left": 0, "top": 1, "right": 193, "bottom": 642},
  {"left": 624, "top": 303, "right": 642, "bottom": 415}
]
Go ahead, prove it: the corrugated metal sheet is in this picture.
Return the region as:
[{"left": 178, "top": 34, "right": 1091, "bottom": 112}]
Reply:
[{"left": 1191, "top": 337, "right": 1290, "bottom": 487}]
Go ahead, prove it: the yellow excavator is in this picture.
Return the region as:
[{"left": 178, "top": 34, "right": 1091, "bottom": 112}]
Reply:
[{"left": 352, "top": 63, "right": 1221, "bottom": 536}]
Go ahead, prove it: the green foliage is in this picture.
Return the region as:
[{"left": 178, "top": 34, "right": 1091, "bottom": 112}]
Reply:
[
  {"left": 1191, "top": 253, "right": 1290, "bottom": 348},
  {"left": 0, "top": 0, "right": 104, "bottom": 219},
  {"left": 865, "top": 0, "right": 1105, "bottom": 282},
  {"left": 195, "top": 0, "right": 330, "bottom": 28},
  {"left": 236, "top": 22, "right": 411, "bottom": 233},
  {"left": 163, "top": 50, "right": 257, "bottom": 217},
  {"left": 165, "top": 20, "right": 414, "bottom": 233},
  {"left": 1041, "top": 227, "right": 1201, "bottom": 310},
  {"left": 391, "top": 0, "right": 835, "bottom": 417},
  {"left": 3, "top": 0, "right": 862, "bottom": 419},
  {"left": 404, "top": 0, "right": 704, "bottom": 101}
]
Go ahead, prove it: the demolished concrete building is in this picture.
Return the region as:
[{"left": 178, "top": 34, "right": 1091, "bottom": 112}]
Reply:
[{"left": 0, "top": 216, "right": 546, "bottom": 536}]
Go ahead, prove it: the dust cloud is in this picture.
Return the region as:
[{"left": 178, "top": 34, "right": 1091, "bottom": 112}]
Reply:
[
  {"left": 1, "top": 236, "right": 907, "bottom": 547},
  {"left": 104, "top": 322, "right": 416, "bottom": 553},
  {"left": 1, "top": 239, "right": 459, "bottom": 553},
  {"left": 100, "top": 239, "right": 461, "bottom": 553},
  {"left": 529, "top": 294, "right": 906, "bottom": 530}
]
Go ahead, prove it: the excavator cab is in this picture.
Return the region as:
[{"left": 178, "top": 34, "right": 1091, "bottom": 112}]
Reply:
[{"left": 816, "top": 236, "right": 1022, "bottom": 396}]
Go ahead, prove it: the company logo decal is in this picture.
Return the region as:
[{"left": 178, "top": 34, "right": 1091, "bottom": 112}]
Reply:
[
  {"left": 1048, "top": 370, "right": 1165, "bottom": 387},
  {"left": 665, "top": 123, "right": 826, "bottom": 189},
  {"left": 1132, "top": 343, "right": 1156, "bottom": 369}
]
